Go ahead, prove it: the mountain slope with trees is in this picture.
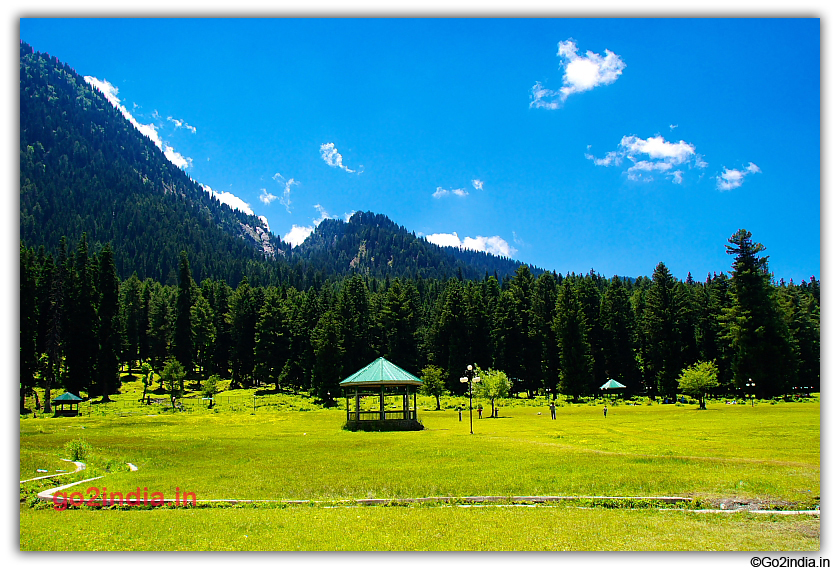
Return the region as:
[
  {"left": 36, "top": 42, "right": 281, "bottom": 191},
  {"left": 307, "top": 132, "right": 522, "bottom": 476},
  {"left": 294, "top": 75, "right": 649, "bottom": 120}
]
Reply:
[{"left": 19, "top": 42, "right": 542, "bottom": 287}]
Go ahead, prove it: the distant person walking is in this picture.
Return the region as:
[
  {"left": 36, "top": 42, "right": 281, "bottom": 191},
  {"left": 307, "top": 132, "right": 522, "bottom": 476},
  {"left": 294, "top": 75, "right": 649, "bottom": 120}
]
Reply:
[
  {"left": 603, "top": 405, "right": 608, "bottom": 418},
  {"left": 550, "top": 401, "right": 556, "bottom": 420},
  {"left": 477, "top": 405, "right": 483, "bottom": 419}
]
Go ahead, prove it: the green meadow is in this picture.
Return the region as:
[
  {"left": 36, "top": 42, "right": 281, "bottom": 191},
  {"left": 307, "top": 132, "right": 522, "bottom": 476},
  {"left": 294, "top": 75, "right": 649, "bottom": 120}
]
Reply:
[{"left": 19, "top": 387, "right": 820, "bottom": 551}]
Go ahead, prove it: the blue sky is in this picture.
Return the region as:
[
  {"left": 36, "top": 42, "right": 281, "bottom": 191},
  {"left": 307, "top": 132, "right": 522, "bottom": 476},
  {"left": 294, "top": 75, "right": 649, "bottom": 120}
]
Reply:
[{"left": 19, "top": 17, "right": 821, "bottom": 282}]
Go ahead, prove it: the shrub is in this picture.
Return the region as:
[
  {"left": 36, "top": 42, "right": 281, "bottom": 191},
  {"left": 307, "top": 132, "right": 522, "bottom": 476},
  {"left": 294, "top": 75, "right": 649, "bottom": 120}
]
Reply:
[{"left": 63, "top": 438, "right": 92, "bottom": 462}]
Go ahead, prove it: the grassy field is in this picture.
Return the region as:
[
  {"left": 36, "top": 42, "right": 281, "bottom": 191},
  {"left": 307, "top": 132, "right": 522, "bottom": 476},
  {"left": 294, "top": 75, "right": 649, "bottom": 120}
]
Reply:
[
  {"left": 20, "top": 506, "right": 819, "bottom": 551},
  {"left": 19, "top": 390, "right": 820, "bottom": 551}
]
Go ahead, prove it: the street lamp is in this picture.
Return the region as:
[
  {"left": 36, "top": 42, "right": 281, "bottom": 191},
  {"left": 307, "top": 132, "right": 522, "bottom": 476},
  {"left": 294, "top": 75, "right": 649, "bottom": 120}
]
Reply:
[
  {"left": 460, "top": 364, "right": 481, "bottom": 434},
  {"left": 746, "top": 379, "right": 755, "bottom": 407}
]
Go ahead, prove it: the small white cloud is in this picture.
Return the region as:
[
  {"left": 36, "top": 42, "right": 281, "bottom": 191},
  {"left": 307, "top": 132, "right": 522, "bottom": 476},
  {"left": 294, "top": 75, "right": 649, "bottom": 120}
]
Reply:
[
  {"left": 426, "top": 232, "right": 464, "bottom": 248},
  {"left": 587, "top": 134, "right": 706, "bottom": 183},
  {"left": 716, "top": 163, "right": 761, "bottom": 191},
  {"left": 258, "top": 216, "right": 271, "bottom": 232},
  {"left": 283, "top": 225, "right": 314, "bottom": 248},
  {"left": 320, "top": 143, "right": 359, "bottom": 173},
  {"left": 164, "top": 145, "right": 192, "bottom": 169},
  {"left": 167, "top": 116, "right": 197, "bottom": 133},
  {"left": 344, "top": 211, "right": 357, "bottom": 222},
  {"left": 260, "top": 188, "right": 278, "bottom": 205},
  {"left": 271, "top": 174, "right": 299, "bottom": 213},
  {"left": 433, "top": 186, "right": 468, "bottom": 199},
  {"left": 669, "top": 124, "right": 678, "bottom": 131},
  {"left": 530, "top": 39, "right": 626, "bottom": 109},
  {"left": 472, "top": 179, "right": 484, "bottom": 191},
  {"left": 426, "top": 232, "right": 517, "bottom": 258},
  {"left": 282, "top": 204, "right": 341, "bottom": 248},
  {"left": 201, "top": 184, "right": 254, "bottom": 216},
  {"left": 313, "top": 204, "right": 331, "bottom": 225},
  {"left": 463, "top": 235, "right": 516, "bottom": 258}
]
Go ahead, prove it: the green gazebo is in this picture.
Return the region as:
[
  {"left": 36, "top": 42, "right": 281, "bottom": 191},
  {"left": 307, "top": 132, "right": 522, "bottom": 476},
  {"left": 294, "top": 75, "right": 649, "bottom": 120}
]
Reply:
[
  {"left": 52, "top": 392, "right": 83, "bottom": 417},
  {"left": 340, "top": 357, "right": 423, "bottom": 431}
]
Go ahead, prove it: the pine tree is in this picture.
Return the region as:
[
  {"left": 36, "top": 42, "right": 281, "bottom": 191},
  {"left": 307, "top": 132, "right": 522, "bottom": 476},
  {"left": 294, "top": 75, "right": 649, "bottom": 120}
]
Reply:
[
  {"left": 173, "top": 251, "right": 195, "bottom": 373},
  {"left": 554, "top": 279, "right": 593, "bottom": 401},
  {"left": 644, "top": 262, "right": 684, "bottom": 399},
  {"left": 64, "top": 234, "right": 98, "bottom": 396},
  {"left": 228, "top": 277, "right": 258, "bottom": 388},
  {"left": 723, "top": 230, "right": 795, "bottom": 398},
  {"left": 254, "top": 287, "right": 290, "bottom": 390},
  {"left": 119, "top": 273, "right": 144, "bottom": 370},
  {"left": 311, "top": 309, "right": 344, "bottom": 403},
  {"left": 191, "top": 294, "right": 216, "bottom": 376},
  {"left": 93, "top": 243, "right": 121, "bottom": 400},
  {"left": 600, "top": 277, "right": 641, "bottom": 394},
  {"left": 20, "top": 242, "right": 39, "bottom": 412},
  {"left": 531, "top": 272, "right": 559, "bottom": 394}
]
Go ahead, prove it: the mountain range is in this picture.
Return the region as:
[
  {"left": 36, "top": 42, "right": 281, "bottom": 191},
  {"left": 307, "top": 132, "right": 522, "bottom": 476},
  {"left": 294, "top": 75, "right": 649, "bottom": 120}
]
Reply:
[{"left": 19, "top": 41, "right": 544, "bottom": 287}]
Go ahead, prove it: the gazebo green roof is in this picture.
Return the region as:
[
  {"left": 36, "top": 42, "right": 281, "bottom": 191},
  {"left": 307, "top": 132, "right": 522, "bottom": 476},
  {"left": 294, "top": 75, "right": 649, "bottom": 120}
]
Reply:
[
  {"left": 599, "top": 379, "right": 627, "bottom": 390},
  {"left": 52, "top": 392, "right": 83, "bottom": 402},
  {"left": 340, "top": 357, "right": 423, "bottom": 387}
]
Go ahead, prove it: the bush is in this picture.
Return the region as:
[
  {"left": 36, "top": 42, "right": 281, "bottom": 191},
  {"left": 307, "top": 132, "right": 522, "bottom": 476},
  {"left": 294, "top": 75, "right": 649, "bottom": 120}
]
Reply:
[{"left": 63, "top": 438, "right": 92, "bottom": 462}]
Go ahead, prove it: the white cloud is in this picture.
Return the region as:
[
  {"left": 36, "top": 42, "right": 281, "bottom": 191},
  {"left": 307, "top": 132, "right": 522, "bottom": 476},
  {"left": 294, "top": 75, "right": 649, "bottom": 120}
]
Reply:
[
  {"left": 84, "top": 76, "right": 193, "bottom": 171},
  {"left": 164, "top": 145, "right": 192, "bottom": 169},
  {"left": 258, "top": 216, "right": 271, "bottom": 232},
  {"left": 167, "top": 116, "right": 197, "bottom": 133},
  {"left": 201, "top": 184, "right": 254, "bottom": 216},
  {"left": 669, "top": 124, "right": 678, "bottom": 131},
  {"left": 426, "top": 232, "right": 517, "bottom": 258},
  {"left": 344, "top": 211, "right": 357, "bottom": 222},
  {"left": 426, "top": 232, "right": 464, "bottom": 248},
  {"left": 472, "top": 179, "right": 484, "bottom": 191},
  {"left": 283, "top": 225, "right": 314, "bottom": 248},
  {"left": 260, "top": 188, "right": 278, "bottom": 205},
  {"left": 716, "top": 163, "right": 761, "bottom": 191},
  {"left": 587, "top": 134, "right": 706, "bottom": 184},
  {"left": 271, "top": 174, "right": 299, "bottom": 213},
  {"left": 282, "top": 204, "right": 342, "bottom": 248},
  {"left": 530, "top": 39, "right": 626, "bottom": 109},
  {"left": 320, "top": 142, "right": 360, "bottom": 173},
  {"left": 432, "top": 186, "right": 468, "bottom": 199}
]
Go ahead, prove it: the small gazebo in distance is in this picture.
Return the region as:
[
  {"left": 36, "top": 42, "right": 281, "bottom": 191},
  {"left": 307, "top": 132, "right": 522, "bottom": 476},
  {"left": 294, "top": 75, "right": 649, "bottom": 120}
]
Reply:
[
  {"left": 52, "top": 392, "right": 83, "bottom": 417},
  {"left": 340, "top": 357, "right": 423, "bottom": 431}
]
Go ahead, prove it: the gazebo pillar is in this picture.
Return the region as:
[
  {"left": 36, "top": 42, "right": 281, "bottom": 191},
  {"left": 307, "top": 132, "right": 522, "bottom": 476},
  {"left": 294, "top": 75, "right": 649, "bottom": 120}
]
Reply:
[
  {"left": 355, "top": 389, "right": 360, "bottom": 422},
  {"left": 380, "top": 385, "right": 385, "bottom": 421}
]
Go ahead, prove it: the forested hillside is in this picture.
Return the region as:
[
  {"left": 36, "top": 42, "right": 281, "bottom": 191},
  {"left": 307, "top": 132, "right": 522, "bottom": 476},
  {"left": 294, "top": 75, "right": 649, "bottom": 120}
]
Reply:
[
  {"left": 19, "top": 42, "right": 542, "bottom": 286},
  {"left": 297, "top": 212, "right": 542, "bottom": 282},
  {"left": 19, "top": 42, "right": 290, "bottom": 286}
]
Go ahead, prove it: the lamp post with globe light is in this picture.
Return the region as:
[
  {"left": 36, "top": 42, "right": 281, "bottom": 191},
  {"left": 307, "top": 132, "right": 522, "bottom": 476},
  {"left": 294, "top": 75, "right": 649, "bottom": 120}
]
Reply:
[
  {"left": 746, "top": 379, "right": 755, "bottom": 407},
  {"left": 460, "top": 364, "right": 481, "bottom": 434}
]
